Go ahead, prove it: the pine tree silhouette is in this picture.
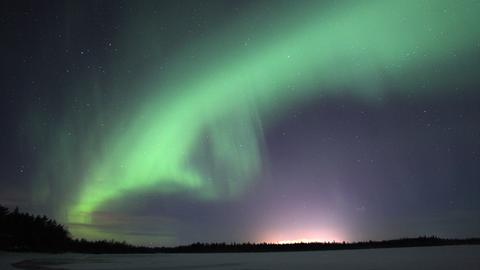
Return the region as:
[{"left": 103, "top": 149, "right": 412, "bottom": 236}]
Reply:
[
  {"left": 1, "top": 204, "right": 478, "bottom": 253},
  {"left": 0, "top": 204, "right": 148, "bottom": 253}
]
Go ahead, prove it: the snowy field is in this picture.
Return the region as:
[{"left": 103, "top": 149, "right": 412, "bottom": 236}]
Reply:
[{"left": 1, "top": 245, "right": 480, "bottom": 270}]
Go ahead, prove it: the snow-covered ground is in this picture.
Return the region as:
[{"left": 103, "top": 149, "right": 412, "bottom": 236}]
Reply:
[{"left": 1, "top": 245, "right": 479, "bottom": 270}]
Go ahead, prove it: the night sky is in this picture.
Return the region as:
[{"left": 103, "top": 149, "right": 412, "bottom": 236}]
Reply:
[{"left": 1, "top": 0, "right": 480, "bottom": 246}]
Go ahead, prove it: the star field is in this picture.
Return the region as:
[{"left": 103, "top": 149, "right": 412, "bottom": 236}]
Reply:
[{"left": 1, "top": 0, "right": 479, "bottom": 246}]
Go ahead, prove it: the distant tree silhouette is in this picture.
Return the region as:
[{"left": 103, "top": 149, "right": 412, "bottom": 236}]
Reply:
[
  {"left": 156, "top": 236, "right": 480, "bottom": 253},
  {"left": 0, "top": 205, "right": 149, "bottom": 253},
  {"left": 0, "top": 205, "right": 70, "bottom": 251},
  {"left": 0, "top": 204, "right": 479, "bottom": 253}
]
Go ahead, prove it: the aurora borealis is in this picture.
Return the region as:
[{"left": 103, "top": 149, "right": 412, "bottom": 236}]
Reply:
[{"left": 2, "top": 1, "right": 480, "bottom": 246}]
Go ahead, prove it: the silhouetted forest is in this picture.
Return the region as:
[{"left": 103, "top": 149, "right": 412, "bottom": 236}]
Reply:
[
  {"left": 1, "top": 205, "right": 479, "bottom": 253},
  {"left": 160, "top": 236, "right": 480, "bottom": 253},
  {"left": 0, "top": 205, "right": 152, "bottom": 253}
]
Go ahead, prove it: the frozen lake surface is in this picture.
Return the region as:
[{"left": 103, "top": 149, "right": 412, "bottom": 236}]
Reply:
[{"left": 1, "top": 245, "right": 480, "bottom": 270}]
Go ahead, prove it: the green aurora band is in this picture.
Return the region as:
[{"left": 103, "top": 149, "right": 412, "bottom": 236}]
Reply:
[{"left": 32, "top": 1, "right": 480, "bottom": 241}]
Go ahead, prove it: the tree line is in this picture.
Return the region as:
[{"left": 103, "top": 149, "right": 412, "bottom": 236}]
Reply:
[
  {"left": 159, "top": 236, "right": 480, "bottom": 253},
  {"left": 0, "top": 205, "right": 151, "bottom": 253},
  {"left": 1, "top": 204, "right": 479, "bottom": 253}
]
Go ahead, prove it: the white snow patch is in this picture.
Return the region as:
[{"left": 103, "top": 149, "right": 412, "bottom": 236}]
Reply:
[{"left": 1, "top": 245, "right": 479, "bottom": 270}]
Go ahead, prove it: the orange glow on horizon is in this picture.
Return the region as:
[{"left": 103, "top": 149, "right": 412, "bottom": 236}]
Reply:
[
  {"left": 260, "top": 228, "right": 346, "bottom": 244},
  {"left": 276, "top": 238, "right": 338, "bottom": 244}
]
